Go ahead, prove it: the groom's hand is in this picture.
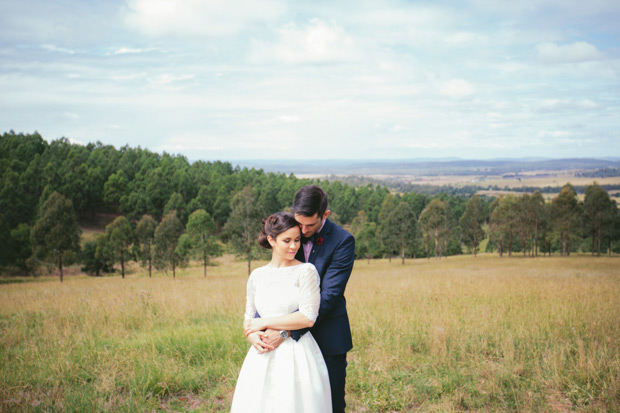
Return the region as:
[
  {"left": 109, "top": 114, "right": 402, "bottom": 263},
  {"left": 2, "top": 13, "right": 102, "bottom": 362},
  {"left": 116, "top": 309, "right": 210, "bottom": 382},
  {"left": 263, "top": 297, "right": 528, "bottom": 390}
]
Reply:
[{"left": 261, "top": 328, "right": 285, "bottom": 349}]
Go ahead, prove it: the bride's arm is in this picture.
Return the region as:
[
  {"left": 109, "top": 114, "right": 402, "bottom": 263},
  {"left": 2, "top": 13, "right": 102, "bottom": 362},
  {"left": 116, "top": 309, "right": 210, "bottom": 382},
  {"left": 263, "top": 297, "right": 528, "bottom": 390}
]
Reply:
[
  {"left": 244, "top": 312, "right": 313, "bottom": 336},
  {"left": 244, "top": 266, "right": 320, "bottom": 336}
]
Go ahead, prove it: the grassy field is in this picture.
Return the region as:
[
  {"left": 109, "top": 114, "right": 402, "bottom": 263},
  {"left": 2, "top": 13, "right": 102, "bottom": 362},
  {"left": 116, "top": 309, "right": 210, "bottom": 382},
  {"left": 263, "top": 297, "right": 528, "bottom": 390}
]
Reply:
[
  {"left": 1, "top": 255, "right": 619, "bottom": 412},
  {"left": 368, "top": 173, "right": 620, "bottom": 190}
]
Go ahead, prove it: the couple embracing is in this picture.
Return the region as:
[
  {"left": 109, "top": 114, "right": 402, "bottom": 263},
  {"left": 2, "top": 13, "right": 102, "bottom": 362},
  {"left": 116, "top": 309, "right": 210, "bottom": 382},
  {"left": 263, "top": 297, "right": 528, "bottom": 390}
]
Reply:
[{"left": 231, "top": 185, "right": 355, "bottom": 413}]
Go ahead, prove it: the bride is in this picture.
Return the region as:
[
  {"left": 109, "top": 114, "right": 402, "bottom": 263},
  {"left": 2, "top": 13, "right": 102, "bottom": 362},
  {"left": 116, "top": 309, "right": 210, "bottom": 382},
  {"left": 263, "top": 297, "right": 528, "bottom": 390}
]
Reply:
[{"left": 231, "top": 212, "right": 332, "bottom": 412}]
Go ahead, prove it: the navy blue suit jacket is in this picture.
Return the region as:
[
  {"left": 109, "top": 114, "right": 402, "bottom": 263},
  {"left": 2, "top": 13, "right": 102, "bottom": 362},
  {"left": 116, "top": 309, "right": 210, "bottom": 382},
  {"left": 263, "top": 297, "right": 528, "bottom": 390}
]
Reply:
[{"left": 294, "top": 219, "right": 355, "bottom": 356}]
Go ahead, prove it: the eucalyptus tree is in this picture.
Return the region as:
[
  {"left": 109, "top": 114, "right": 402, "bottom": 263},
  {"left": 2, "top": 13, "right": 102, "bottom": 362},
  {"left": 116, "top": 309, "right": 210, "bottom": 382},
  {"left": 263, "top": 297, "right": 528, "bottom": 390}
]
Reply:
[
  {"left": 135, "top": 214, "right": 157, "bottom": 277},
  {"left": 223, "top": 186, "right": 265, "bottom": 275},
  {"left": 355, "top": 222, "right": 382, "bottom": 263},
  {"left": 378, "top": 195, "right": 401, "bottom": 261},
  {"left": 103, "top": 171, "right": 129, "bottom": 213},
  {"left": 186, "top": 209, "right": 221, "bottom": 277},
  {"left": 164, "top": 192, "right": 188, "bottom": 225},
  {"left": 583, "top": 182, "right": 615, "bottom": 256},
  {"left": 528, "top": 191, "right": 546, "bottom": 256},
  {"left": 154, "top": 210, "right": 185, "bottom": 278},
  {"left": 30, "top": 191, "right": 81, "bottom": 282},
  {"left": 551, "top": 184, "right": 582, "bottom": 256},
  {"left": 419, "top": 198, "right": 450, "bottom": 259},
  {"left": 105, "top": 215, "right": 133, "bottom": 278},
  {"left": 387, "top": 202, "right": 417, "bottom": 264},
  {"left": 459, "top": 195, "right": 487, "bottom": 257},
  {"left": 489, "top": 195, "right": 519, "bottom": 257}
]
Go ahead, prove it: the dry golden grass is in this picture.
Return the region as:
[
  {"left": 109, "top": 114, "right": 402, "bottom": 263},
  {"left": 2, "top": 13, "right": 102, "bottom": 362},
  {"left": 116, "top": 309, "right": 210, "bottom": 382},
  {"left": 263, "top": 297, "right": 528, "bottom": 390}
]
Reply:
[
  {"left": 1, "top": 254, "right": 619, "bottom": 411},
  {"left": 388, "top": 173, "right": 620, "bottom": 190},
  {"left": 348, "top": 254, "right": 620, "bottom": 411}
]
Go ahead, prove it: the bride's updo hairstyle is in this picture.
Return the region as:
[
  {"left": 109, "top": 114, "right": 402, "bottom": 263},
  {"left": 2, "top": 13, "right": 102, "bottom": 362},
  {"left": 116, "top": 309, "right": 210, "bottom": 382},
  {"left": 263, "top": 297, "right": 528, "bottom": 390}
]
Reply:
[{"left": 258, "top": 211, "right": 300, "bottom": 249}]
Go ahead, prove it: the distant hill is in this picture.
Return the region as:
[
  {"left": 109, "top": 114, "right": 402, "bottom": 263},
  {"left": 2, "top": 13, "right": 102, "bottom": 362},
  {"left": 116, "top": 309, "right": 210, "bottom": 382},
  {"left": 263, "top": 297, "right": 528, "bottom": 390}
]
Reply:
[{"left": 228, "top": 158, "right": 620, "bottom": 176}]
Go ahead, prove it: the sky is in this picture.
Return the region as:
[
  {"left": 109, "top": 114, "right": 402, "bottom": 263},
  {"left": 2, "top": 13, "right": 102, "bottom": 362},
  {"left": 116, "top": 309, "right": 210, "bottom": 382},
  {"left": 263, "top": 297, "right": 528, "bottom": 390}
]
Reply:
[{"left": 1, "top": 0, "right": 620, "bottom": 161}]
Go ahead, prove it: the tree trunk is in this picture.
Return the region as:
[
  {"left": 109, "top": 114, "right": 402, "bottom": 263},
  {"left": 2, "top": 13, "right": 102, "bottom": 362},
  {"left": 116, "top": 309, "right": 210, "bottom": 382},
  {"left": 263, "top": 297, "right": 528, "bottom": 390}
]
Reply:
[
  {"left": 561, "top": 233, "right": 566, "bottom": 257},
  {"left": 597, "top": 228, "right": 601, "bottom": 257},
  {"left": 120, "top": 250, "right": 125, "bottom": 279},
  {"left": 401, "top": 246, "right": 405, "bottom": 265},
  {"left": 58, "top": 259, "right": 63, "bottom": 283},
  {"left": 247, "top": 257, "right": 251, "bottom": 276},
  {"left": 148, "top": 258, "right": 152, "bottom": 278},
  {"left": 473, "top": 235, "right": 478, "bottom": 257},
  {"left": 172, "top": 261, "right": 176, "bottom": 278}
]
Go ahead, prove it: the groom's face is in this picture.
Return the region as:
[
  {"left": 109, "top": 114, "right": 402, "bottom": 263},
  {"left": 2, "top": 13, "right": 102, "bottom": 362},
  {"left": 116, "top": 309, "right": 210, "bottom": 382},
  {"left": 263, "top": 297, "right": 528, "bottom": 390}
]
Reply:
[{"left": 294, "top": 211, "right": 329, "bottom": 238}]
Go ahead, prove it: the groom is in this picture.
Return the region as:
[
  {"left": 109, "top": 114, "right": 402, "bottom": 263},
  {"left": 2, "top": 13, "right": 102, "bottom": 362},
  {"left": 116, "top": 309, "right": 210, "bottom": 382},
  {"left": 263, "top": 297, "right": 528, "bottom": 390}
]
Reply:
[{"left": 292, "top": 185, "right": 355, "bottom": 412}]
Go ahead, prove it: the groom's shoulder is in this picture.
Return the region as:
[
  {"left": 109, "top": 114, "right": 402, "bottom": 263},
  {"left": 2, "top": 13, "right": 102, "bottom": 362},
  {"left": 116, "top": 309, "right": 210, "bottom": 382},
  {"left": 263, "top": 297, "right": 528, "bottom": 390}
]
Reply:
[{"left": 325, "top": 219, "right": 354, "bottom": 241}]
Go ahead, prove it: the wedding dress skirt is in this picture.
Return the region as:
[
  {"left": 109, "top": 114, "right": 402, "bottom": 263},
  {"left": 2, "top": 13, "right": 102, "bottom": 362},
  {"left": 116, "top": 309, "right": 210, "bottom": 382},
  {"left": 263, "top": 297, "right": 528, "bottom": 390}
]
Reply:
[{"left": 231, "top": 263, "right": 332, "bottom": 413}]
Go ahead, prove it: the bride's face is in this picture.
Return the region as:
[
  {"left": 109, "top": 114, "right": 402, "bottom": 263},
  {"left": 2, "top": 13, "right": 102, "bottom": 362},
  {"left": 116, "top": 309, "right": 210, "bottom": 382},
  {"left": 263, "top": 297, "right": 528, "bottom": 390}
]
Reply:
[{"left": 269, "top": 226, "right": 301, "bottom": 261}]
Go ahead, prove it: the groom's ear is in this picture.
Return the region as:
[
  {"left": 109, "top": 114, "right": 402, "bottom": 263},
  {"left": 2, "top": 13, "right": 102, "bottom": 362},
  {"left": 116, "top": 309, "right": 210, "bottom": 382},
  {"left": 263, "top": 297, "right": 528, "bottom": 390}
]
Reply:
[{"left": 322, "top": 210, "right": 331, "bottom": 220}]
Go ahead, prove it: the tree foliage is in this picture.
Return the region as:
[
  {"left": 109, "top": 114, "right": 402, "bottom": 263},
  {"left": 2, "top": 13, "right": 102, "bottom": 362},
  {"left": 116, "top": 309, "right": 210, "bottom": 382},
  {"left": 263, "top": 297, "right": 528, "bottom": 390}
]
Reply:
[
  {"left": 459, "top": 195, "right": 486, "bottom": 257},
  {"left": 135, "top": 214, "right": 157, "bottom": 277},
  {"left": 2, "top": 130, "right": 620, "bottom": 274},
  {"left": 154, "top": 210, "right": 185, "bottom": 277},
  {"left": 419, "top": 198, "right": 450, "bottom": 258},
  {"left": 384, "top": 202, "right": 417, "bottom": 264},
  {"left": 551, "top": 184, "right": 581, "bottom": 256},
  {"left": 105, "top": 216, "right": 133, "bottom": 278},
  {"left": 186, "top": 209, "right": 221, "bottom": 277},
  {"left": 30, "top": 192, "right": 81, "bottom": 281},
  {"left": 222, "top": 186, "right": 264, "bottom": 275},
  {"left": 355, "top": 222, "right": 382, "bottom": 263},
  {"left": 583, "top": 182, "right": 615, "bottom": 256}
]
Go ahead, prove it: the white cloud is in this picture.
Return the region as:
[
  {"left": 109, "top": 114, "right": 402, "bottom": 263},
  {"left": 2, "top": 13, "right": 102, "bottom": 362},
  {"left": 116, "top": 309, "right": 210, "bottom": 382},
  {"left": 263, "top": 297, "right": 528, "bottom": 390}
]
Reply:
[
  {"left": 249, "top": 19, "right": 357, "bottom": 64},
  {"left": 149, "top": 74, "right": 194, "bottom": 85},
  {"left": 112, "top": 47, "right": 162, "bottom": 55},
  {"left": 2, "top": 0, "right": 619, "bottom": 160},
  {"left": 41, "top": 44, "right": 76, "bottom": 54},
  {"left": 124, "top": 0, "right": 287, "bottom": 37},
  {"left": 278, "top": 115, "right": 301, "bottom": 123},
  {"left": 536, "top": 41, "right": 605, "bottom": 63},
  {"left": 444, "top": 31, "right": 481, "bottom": 45},
  {"left": 538, "top": 98, "right": 602, "bottom": 111},
  {"left": 439, "top": 79, "right": 475, "bottom": 98}
]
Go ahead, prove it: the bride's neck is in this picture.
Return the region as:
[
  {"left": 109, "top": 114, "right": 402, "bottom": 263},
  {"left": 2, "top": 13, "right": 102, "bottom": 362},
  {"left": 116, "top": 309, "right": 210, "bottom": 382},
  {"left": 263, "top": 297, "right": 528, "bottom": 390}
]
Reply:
[{"left": 269, "top": 254, "right": 292, "bottom": 268}]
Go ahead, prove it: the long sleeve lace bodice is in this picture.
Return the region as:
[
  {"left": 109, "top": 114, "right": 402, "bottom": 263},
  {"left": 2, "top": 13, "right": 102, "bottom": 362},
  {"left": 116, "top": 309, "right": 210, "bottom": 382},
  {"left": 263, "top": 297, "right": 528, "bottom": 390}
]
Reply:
[{"left": 244, "top": 263, "right": 321, "bottom": 322}]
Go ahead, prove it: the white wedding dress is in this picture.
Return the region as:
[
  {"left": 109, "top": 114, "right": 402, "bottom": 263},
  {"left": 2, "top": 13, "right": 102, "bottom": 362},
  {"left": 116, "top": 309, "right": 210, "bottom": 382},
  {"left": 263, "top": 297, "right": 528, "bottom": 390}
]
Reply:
[{"left": 231, "top": 263, "right": 332, "bottom": 413}]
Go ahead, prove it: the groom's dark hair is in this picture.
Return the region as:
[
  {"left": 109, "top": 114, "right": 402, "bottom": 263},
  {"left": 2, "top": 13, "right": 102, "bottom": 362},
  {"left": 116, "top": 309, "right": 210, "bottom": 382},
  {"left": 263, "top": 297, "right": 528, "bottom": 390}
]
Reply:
[{"left": 292, "top": 185, "right": 328, "bottom": 218}]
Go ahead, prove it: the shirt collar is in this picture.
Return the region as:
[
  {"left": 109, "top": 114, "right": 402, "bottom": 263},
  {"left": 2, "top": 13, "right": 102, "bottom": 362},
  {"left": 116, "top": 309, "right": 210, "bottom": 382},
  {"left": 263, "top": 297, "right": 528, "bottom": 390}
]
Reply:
[{"left": 316, "top": 218, "right": 326, "bottom": 235}]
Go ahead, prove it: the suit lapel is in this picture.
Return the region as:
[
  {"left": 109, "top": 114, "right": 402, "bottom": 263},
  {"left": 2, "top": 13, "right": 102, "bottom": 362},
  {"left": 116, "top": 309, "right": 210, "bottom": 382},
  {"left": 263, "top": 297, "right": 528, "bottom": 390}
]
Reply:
[{"left": 309, "top": 219, "right": 332, "bottom": 263}]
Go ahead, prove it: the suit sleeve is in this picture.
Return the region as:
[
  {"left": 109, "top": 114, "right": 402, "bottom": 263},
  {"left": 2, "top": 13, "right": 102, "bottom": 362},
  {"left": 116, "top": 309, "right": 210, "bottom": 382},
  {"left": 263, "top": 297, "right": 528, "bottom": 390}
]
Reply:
[
  {"left": 316, "top": 233, "right": 355, "bottom": 323},
  {"left": 290, "top": 234, "right": 355, "bottom": 342}
]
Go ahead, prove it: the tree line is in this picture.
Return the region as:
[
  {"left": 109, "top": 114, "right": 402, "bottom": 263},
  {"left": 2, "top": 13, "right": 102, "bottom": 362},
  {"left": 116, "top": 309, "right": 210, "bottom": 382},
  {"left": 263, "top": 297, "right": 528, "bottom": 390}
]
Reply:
[{"left": 1, "top": 131, "right": 619, "bottom": 279}]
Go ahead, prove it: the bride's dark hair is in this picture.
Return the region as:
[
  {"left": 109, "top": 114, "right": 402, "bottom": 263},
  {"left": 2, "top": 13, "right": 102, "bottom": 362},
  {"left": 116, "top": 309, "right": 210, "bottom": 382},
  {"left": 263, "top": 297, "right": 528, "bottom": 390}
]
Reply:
[{"left": 258, "top": 212, "right": 300, "bottom": 249}]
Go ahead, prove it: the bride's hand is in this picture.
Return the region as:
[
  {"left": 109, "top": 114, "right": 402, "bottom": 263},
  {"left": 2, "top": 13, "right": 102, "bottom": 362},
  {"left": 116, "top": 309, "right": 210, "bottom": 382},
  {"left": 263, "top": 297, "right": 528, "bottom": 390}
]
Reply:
[
  {"left": 244, "top": 319, "right": 266, "bottom": 336},
  {"left": 247, "top": 331, "right": 274, "bottom": 354}
]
